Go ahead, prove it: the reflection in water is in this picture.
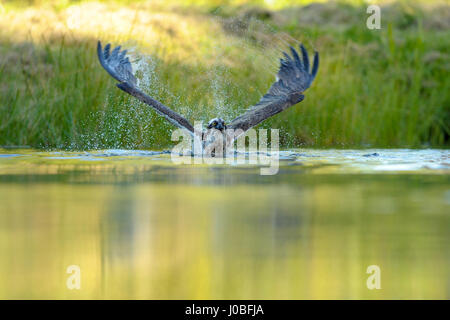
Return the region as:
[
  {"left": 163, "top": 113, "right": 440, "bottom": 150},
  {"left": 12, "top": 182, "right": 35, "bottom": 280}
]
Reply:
[{"left": 0, "top": 149, "right": 448, "bottom": 299}]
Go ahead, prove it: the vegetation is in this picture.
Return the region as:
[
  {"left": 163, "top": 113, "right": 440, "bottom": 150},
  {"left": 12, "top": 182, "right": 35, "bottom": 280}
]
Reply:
[{"left": 0, "top": 0, "right": 449, "bottom": 149}]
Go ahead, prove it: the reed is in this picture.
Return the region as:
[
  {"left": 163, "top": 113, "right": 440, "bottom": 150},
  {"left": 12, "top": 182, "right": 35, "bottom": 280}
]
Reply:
[{"left": 0, "top": 0, "right": 448, "bottom": 149}]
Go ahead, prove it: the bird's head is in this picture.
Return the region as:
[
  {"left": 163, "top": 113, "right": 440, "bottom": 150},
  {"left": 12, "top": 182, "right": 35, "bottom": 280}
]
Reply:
[{"left": 207, "top": 118, "right": 226, "bottom": 131}]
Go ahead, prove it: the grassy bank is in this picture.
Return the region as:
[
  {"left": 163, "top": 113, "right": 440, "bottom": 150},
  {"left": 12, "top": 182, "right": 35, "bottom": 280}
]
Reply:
[{"left": 0, "top": 0, "right": 449, "bottom": 149}]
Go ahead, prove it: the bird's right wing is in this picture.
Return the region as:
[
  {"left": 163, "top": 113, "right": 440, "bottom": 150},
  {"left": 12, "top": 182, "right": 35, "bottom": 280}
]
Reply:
[{"left": 97, "top": 41, "right": 194, "bottom": 133}]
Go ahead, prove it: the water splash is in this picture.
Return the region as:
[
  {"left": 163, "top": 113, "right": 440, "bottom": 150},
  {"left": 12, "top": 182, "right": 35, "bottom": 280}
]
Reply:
[{"left": 78, "top": 12, "right": 317, "bottom": 150}]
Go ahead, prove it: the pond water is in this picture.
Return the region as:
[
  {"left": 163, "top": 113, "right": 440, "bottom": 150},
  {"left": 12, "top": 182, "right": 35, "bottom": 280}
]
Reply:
[{"left": 0, "top": 148, "right": 448, "bottom": 299}]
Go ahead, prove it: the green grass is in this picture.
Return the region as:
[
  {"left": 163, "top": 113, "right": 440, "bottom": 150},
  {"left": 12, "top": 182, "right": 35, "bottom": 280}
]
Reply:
[{"left": 0, "top": 0, "right": 449, "bottom": 149}]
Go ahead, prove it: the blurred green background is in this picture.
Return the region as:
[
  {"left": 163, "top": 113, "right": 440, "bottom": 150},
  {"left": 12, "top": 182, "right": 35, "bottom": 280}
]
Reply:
[{"left": 0, "top": 0, "right": 449, "bottom": 149}]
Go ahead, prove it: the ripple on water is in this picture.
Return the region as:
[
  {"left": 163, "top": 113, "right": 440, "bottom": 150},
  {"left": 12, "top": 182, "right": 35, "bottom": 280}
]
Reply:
[
  {"left": 0, "top": 154, "right": 23, "bottom": 158},
  {"left": 0, "top": 149, "right": 448, "bottom": 174}
]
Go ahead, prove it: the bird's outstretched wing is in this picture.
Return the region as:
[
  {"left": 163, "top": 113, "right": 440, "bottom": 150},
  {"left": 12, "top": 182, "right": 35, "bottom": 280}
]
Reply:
[
  {"left": 228, "top": 44, "right": 319, "bottom": 134},
  {"left": 97, "top": 41, "right": 194, "bottom": 133}
]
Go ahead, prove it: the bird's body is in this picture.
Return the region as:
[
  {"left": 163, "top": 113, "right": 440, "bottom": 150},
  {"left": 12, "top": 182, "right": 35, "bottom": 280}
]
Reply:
[{"left": 97, "top": 41, "right": 319, "bottom": 155}]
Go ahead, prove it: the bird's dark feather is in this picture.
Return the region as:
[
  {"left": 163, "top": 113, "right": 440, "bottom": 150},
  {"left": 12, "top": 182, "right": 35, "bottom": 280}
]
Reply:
[
  {"left": 97, "top": 41, "right": 136, "bottom": 86},
  {"left": 229, "top": 44, "right": 319, "bottom": 133},
  {"left": 97, "top": 41, "right": 194, "bottom": 133}
]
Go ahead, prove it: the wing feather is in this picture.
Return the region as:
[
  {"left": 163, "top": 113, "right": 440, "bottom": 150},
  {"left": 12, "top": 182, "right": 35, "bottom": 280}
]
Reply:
[
  {"left": 229, "top": 44, "right": 319, "bottom": 133},
  {"left": 97, "top": 41, "right": 194, "bottom": 133}
]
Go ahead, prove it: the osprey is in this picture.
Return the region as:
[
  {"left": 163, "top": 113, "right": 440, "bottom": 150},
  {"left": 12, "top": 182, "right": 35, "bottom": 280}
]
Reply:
[{"left": 97, "top": 41, "right": 319, "bottom": 154}]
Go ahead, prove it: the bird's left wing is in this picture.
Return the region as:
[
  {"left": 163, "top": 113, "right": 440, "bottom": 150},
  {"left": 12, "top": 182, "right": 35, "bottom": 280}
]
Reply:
[
  {"left": 97, "top": 41, "right": 194, "bottom": 133},
  {"left": 228, "top": 44, "right": 319, "bottom": 135}
]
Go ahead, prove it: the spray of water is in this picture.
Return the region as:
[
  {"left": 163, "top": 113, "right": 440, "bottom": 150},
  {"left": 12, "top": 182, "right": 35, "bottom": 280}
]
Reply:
[{"left": 78, "top": 8, "right": 315, "bottom": 151}]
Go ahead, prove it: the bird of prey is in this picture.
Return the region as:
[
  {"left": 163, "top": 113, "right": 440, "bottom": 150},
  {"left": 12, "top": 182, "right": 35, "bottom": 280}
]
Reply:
[{"left": 97, "top": 41, "right": 319, "bottom": 153}]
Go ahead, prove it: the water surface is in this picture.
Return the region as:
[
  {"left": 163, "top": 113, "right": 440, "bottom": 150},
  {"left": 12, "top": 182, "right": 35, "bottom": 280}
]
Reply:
[{"left": 0, "top": 149, "right": 448, "bottom": 299}]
